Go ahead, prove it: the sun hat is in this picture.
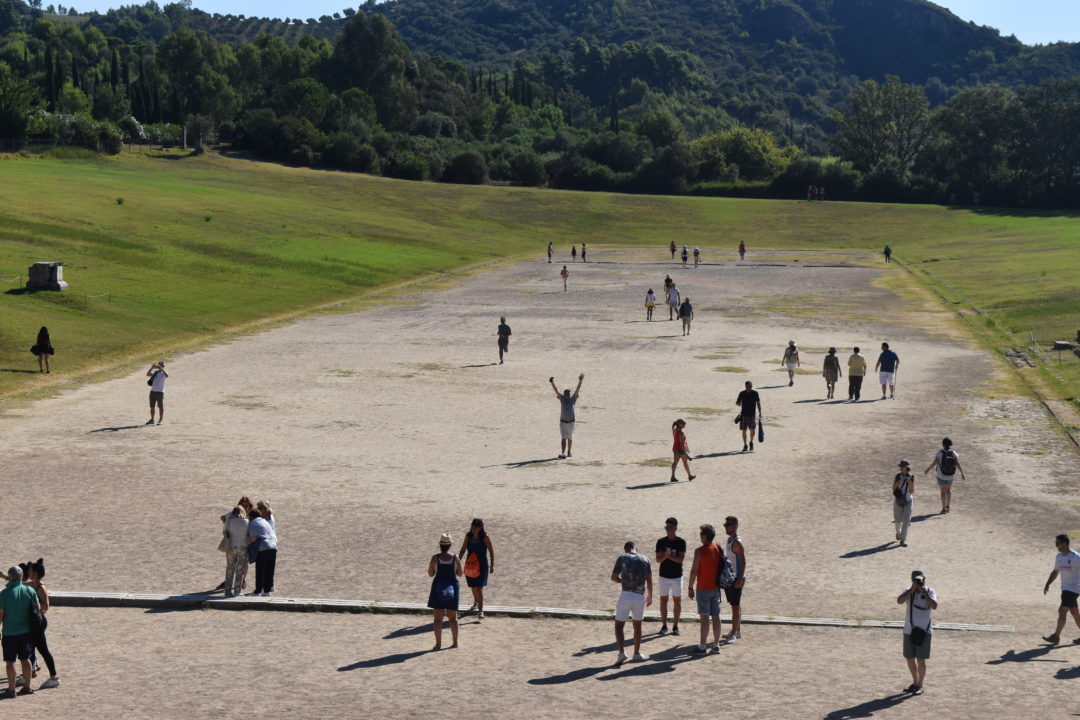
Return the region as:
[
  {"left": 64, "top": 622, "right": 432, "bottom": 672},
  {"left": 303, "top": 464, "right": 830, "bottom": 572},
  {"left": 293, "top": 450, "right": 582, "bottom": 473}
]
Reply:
[
  {"left": 898, "top": 460, "right": 911, "bottom": 468},
  {"left": 439, "top": 532, "right": 452, "bottom": 546}
]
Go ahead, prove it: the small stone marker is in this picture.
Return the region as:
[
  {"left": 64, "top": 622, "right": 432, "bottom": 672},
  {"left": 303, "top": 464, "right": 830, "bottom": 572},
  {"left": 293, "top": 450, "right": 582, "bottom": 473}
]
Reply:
[{"left": 26, "top": 261, "right": 68, "bottom": 291}]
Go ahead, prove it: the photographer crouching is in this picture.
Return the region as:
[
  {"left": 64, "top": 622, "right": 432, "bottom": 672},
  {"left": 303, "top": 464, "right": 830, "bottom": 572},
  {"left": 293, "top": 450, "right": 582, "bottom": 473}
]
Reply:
[{"left": 897, "top": 570, "right": 938, "bottom": 696}]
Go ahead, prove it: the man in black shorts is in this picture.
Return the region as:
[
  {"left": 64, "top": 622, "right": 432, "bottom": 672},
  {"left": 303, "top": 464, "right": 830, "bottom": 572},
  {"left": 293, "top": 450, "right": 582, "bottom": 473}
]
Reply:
[
  {"left": 497, "top": 317, "right": 512, "bottom": 364},
  {"left": 1042, "top": 534, "right": 1080, "bottom": 645},
  {"left": 736, "top": 381, "right": 761, "bottom": 452},
  {"left": 723, "top": 516, "right": 746, "bottom": 643}
]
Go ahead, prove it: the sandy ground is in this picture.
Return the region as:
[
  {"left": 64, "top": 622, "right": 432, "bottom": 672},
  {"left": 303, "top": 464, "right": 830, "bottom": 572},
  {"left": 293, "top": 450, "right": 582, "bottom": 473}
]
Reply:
[
  {"left": 9, "top": 608, "right": 1079, "bottom": 719},
  {"left": 2, "top": 246, "right": 1079, "bottom": 716}
]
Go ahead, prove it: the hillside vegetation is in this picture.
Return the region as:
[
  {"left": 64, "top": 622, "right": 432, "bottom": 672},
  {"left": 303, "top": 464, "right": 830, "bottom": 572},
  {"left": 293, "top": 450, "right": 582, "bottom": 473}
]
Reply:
[{"left": 0, "top": 152, "right": 1078, "bottom": 407}]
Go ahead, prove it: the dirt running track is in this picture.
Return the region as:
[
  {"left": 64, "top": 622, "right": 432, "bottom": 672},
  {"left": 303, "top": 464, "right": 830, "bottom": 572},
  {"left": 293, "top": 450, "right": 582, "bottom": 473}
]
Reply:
[{"left": 2, "top": 247, "right": 1078, "bottom": 718}]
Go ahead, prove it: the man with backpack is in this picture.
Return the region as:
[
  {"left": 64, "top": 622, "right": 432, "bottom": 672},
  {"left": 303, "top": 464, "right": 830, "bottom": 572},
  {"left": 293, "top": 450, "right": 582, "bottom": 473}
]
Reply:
[
  {"left": 0, "top": 565, "right": 40, "bottom": 698},
  {"left": 924, "top": 438, "right": 965, "bottom": 514},
  {"left": 686, "top": 524, "right": 725, "bottom": 654}
]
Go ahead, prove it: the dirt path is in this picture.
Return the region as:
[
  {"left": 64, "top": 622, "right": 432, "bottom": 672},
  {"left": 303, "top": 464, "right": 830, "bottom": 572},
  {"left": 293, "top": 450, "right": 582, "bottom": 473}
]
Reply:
[
  {"left": 1, "top": 247, "right": 1078, "bottom": 714},
  {"left": 17, "top": 607, "right": 1078, "bottom": 719}
]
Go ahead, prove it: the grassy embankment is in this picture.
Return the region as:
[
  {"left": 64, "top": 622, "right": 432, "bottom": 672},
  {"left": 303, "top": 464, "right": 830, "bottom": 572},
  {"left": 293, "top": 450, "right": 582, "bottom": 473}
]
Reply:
[{"left": 0, "top": 150, "right": 1077, "bottom": 413}]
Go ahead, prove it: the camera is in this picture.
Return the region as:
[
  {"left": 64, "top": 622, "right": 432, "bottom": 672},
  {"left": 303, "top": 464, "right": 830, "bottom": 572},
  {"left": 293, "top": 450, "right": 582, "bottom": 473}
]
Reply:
[{"left": 914, "top": 576, "right": 925, "bottom": 586}]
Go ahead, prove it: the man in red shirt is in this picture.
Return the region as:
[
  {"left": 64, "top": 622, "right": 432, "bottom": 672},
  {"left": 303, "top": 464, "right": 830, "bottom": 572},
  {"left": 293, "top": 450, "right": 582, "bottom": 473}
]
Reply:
[{"left": 687, "top": 523, "right": 724, "bottom": 653}]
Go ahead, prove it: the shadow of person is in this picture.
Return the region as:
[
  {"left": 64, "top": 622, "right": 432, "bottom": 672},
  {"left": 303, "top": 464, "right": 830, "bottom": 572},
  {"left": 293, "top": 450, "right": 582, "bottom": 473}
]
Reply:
[
  {"left": 338, "top": 650, "right": 429, "bottom": 671},
  {"left": 480, "top": 457, "right": 561, "bottom": 468},
  {"left": 572, "top": 634, "right": 662, "bottom": 657},
  {"left": 0, "top": 368, "right": 38, "bottom": 374},
  {"left": 1055, "top": 665, "right": 1080, "bottom": 679},
  {"left": 461, "top": 363, "right": 499, "bottom": 369},
  {"left": 986, "top": 645, "right": 1065, "bottom": 665},
  {"left": 527, "top": 664, "right": 608, "bottom": 685},
  {"left": 91, "top": 425, "right": 149, "bottom": 433},
  {"left": 822, "top": 692, "right": 911, "bottom": 719},
  {"left": 839, "top": 542, "right": 895, "bottom": 559},
  {"left": 596, "top": 644, "right": 701, "bottom": 680},
  {"left": 383, "top": 623, "right": 434, "bottom": 639}
]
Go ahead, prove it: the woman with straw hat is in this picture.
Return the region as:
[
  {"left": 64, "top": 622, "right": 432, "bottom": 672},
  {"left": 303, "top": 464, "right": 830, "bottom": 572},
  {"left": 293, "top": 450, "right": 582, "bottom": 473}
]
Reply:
[{"left": 427, "top": 532, "right": 463, "bottom": 649}]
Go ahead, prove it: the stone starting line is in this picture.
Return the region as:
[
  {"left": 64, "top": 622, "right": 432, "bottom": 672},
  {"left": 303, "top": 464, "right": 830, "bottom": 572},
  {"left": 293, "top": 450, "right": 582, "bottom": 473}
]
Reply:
[{"left": 49, "top": 591, "right": 1013, "bottom": 633}]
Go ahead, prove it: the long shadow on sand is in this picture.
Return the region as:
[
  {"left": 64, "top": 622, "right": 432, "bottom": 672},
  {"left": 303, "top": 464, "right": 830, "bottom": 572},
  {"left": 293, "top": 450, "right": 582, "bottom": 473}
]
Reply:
[
  {"left": 910, "top": 513, "right": 940, "bottom": 524},
  {"left": 692, "top": 450, "right": 746, "bottom": 459},
  {"left": 1055, "top": 665, "right": 1080, "bottom": 679},
  {"left": 91, "top": 424, "right": 150, "bottom": 433},
  {"left": 527, "top": 664, "right": 608, "bottom": 685},
  {"left": 383, "top": 623, "right": 433, "bottom": 639},
  {"left": 0, "top": 368, "right": 38, "bottom": 373},
  {"left": 461, "top": 363, "right": 499, "bottom": 368},
  {"left": 626, "top": 481, "right": 677, "bottom": 490},
  {"left": 757, "top": 384, "right": 788, "bottom": 390},
  {"left": 482, "top": 457, "right": 561, "bottom": 468},
  {"left": 338, "top": 650, "right": 429, "bottom": 671},
  {"left": 823, "top": 693, "right": 911, "bottom": 719},
  {"left": 596, "top": 645, "right": 704, "bottom": 680},
  {"left": 573, "top": 635, "right": 665, "bottom": 657},
  {"left": 839, "top": 542, "right": 895, "bottom": 559},
  {"left": 987, "top": 644, "right": 1069, "bottom": 665}
]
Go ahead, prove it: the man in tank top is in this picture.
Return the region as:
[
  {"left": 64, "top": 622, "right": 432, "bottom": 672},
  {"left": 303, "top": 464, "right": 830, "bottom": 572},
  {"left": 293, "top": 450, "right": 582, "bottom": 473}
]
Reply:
[{"left": 723, "top": 516, "right": 746, "bottom": 644}]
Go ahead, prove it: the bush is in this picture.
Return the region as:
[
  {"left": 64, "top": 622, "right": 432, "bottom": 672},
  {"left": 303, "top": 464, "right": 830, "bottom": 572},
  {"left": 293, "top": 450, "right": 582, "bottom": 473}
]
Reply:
[
  {"left": 549, "top": 153, "right": 626, "bottom": 192},
  {"left": 410, "top": 111, "right": 457, "bottom": 139},
  {"left": 634, "top": 142, "right": 698, "bottom": 194},
  {"left": 509, "top": 149, "right": 547, "bottom": 186},
  {"left": 323, "top": 132, "right": 378, "bottom": 173},
  {"left": 442, "top": 150, "right": 487, "bottom": 184},
  {"left": 383, "top": 150, "right": 427, "bottom": 180}
]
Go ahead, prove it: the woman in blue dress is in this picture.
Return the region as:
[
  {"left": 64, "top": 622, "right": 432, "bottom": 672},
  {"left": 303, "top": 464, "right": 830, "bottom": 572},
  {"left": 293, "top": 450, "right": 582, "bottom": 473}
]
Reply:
[
  {"left": 459, "top": 519, "right": 495, "bottom": 620},
  {"left": 427, "top": 533, "right": 463, "bottom": 649}
]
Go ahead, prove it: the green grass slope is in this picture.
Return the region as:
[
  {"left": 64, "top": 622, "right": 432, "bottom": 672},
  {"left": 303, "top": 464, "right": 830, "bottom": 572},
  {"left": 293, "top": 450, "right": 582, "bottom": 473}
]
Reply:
[{"left": 0, "top": 151, "right": 1077, "bottom": 405}]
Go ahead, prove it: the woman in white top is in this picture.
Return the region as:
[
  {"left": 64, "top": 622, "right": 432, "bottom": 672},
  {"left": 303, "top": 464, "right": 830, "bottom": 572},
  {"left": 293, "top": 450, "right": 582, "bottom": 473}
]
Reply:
[
  {"left": 645, "top": 289, "right": 656, "bottom": 321},
  {"left": 257, "top": 500, "right": 276, "bottom": 533}
]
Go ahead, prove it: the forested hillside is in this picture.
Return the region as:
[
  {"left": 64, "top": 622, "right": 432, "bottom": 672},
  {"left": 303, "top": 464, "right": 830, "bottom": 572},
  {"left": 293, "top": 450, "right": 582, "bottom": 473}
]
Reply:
[{"left": 2, "top": 0, "right": 1080, "bottom": 207}]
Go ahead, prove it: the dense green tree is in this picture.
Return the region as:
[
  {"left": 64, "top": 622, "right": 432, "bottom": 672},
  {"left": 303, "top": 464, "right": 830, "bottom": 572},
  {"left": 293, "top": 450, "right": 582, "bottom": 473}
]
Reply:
[
  {"left": 830, "top": 75, "right": 931, "bottom": 179},
  {"left": 0, "top": 69, "right": 38, "bottom": 136}
]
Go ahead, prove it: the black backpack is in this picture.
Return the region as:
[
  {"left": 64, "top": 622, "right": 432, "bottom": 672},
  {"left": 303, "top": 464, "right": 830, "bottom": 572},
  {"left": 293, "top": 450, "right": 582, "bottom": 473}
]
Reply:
[
  {"left": 27, "top": 592, "right": 45, "bottom": 633},
  {"left": 939, "top": 450, "right": 958, "bottom": 476}
]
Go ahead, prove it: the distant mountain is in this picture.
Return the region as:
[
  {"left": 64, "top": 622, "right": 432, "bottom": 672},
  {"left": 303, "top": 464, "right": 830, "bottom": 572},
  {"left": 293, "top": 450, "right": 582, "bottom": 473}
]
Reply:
[{"left": 12, "top": 0, "right": 1080, "bottom": 150}]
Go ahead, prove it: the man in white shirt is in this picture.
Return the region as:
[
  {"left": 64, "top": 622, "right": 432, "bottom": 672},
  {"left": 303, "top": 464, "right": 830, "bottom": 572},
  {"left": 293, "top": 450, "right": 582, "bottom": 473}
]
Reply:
[
  {"left": 897, "top": 570, "right": 938, "bottom": 695},
  {"left": 146, "top": 361, "right": 168, "bottom": 425},
  {"left": 1042, "top": 534, "right": 1080, "bottom": 645}
]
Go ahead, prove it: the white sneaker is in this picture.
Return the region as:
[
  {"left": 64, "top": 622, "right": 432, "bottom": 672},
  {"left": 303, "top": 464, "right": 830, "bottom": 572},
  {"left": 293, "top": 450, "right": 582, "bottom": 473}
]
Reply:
[
  {"left": 262, "top": 591, "right": 273, "bottom": 597},
  {"left": 616, "top": 652, "right": 628, "bottom": 666},
  {"left": 724, "top": 632, "right": 737, "bottom": 644},
  {"left": 735, "top": 630, "right": 742, "bottom": 639},
  {"left": 40, "top": 678, "right": 59, "bottom": 689},
  {"left": 632, "top": 653, "right": 648, "bottom": 662},
  {"left": 711, "top": 643, "right": 722, "bottom": 653},
  {"left": 14, "top": 676, "right": 24, "bottom": 687}
]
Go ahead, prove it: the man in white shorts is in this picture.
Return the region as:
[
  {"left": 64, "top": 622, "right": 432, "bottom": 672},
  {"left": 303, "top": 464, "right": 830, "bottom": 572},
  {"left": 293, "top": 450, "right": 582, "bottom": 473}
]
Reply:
[
  {"left": 655, "top": 517, "right": 686, "bottom": 636},
  {"left": 875, "top": 342, "right": 900, "bottom": 399},
  {"left": 611, "top": 541, "right": 653, "bottom": 665},
  {"left": 550, "top": 373, "right": 584, "bottom": 459}
]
